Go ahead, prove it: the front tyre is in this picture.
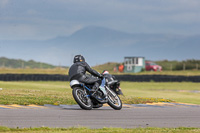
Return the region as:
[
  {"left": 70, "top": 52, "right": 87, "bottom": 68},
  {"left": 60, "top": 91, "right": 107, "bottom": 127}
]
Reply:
[
  {"left": 107, "top": 88, "right": 122, "bottom": 110},
  {"left": 72, "top": 87, "right": 93, "bottom": 110}
]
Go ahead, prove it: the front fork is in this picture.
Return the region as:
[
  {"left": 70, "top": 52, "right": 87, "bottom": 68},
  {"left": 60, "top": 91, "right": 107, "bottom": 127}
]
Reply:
[
  {"left": 106, "top": 86, "right": 117, "bottom": 103},
  {"left": 106, "top": 86, "right": 117, "bottom": 97}
]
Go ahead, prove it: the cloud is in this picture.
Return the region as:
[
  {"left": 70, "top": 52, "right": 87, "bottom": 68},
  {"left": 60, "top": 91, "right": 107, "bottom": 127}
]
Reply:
[
  {"left": 1, "top": 0, "right": 200, "bottom": 40},
  {"left": 0, "top": 24, "right": 37, "bottom": 40},
  {"left": 26, "top": 9, "right": 39, "bottom": 16},
  {"left": 0, "top": 15, "right": 84, "bottom": 40},
  {"left": 0, "top": 0, "right": 9, "bottom": 8}
]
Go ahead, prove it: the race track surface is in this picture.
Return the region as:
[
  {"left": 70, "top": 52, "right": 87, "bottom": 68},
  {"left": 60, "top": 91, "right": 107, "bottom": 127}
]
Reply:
[{"left": 0, "top": 103, "right": 200, "bottom": 128}]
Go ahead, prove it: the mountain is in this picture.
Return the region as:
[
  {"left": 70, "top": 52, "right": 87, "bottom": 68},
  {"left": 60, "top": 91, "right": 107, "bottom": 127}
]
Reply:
[
  {"left": 0, "top": 26, "right": 199, "bottom": 66},
  {"left": 49, "top": 26, "right": 200, "bottom": 53},
  {"left": 0, "top": 57, "right": 57, "bottom": 69}
]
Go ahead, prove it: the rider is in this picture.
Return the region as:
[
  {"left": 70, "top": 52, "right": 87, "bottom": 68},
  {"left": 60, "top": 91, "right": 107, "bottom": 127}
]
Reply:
[{"left": 68, "top": 55, "right": 102, "bottom": 94}]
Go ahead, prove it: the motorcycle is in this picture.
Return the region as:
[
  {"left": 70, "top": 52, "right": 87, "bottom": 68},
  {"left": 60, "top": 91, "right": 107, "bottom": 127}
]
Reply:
[{"left": 70, "top": 74, "right": 123, "bottom": 110}]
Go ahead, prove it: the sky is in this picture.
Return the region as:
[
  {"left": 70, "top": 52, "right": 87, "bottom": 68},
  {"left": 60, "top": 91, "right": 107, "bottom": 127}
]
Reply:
[{"left": 0, "top": 0, "right": 200, "bottom": 66}]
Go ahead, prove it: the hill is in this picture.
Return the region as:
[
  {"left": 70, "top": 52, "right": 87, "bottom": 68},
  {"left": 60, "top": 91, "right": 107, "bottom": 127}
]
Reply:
[
  {"left": 0, "top": 26, "right": 199, "bottom": 66},
  {"left": 0, "top": 57, "right": 57, "bottom": 69},
  {"left": 155, "top": 59, "right": 200, "bottom": 70},
  {"left": 92, "top": 62, "right": 120, "bottom": 73},
  {"left": 93, "top": 60, "right": 200, "bottom": 73}
]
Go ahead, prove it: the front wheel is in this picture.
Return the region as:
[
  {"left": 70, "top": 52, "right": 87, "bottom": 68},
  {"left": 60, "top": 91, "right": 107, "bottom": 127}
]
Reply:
[
  {"left": 72, "top": 87, "right": 93, "bottom": 110},
  {"left": 107, "top": 88, "right": 122, "bottom": 110}
]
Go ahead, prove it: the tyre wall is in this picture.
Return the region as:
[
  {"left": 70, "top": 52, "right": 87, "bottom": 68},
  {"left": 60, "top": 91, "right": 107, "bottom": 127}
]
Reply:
[
  {"left": 0, "top": 74, "right": 200, "bottom": 82},
  {"left": 114, "top": 75, "right": 200, "bottom": 82},
  {"left": 0, "top": 74, "right": 69, "bottom": 81}
]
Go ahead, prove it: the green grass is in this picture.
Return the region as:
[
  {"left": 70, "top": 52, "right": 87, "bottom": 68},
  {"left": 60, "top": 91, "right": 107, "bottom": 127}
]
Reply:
[
  {"left": 109, "top": 70, "right": 200, "bottom": 76},
  {"left": 121, "top": 82, "right": 200, "bottom": 105},
  {"left": 127, "top": 70, "right": 200, "bottom": 76},
  {"left": 0, "top": 81, "right": 74, "bottom": 105},
  {"left": 0, "top": 68, "right": 68, "bottom": 75},
  {"left": 0, "top": 126, "right": 200, "bottom": 133},
  {"left": 0, "top": 81, "right": 200, "bottom": 105},
  {"left": 1, "top": 68, "right": 200, "bottom": 76},
  {"left": 93, "top": 62, "right": 200, "bottom": 76}
]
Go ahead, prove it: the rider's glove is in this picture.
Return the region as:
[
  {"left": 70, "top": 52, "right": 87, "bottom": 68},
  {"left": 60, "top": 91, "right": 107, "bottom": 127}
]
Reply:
[{"left": 99, "top": 74, "right": 103, "bottom": 79}]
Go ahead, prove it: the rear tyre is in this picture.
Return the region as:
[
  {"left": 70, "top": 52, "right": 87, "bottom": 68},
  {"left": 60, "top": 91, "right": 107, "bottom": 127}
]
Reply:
[
  {"left": 107, "top": 89, "right": 122, "bottom": 110},
  {"left": 72, "top": 87, "right": 93, "bottom": 110}
]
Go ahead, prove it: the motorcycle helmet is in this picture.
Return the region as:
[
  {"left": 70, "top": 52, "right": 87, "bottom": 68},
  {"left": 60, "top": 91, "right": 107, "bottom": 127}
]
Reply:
[{"left": 73, "top": 55, "right": 85, "bottom": 63}]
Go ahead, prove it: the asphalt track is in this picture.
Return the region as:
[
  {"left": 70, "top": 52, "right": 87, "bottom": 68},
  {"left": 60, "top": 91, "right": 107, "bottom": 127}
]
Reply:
[{"left": 0, "top": 103, "right": 200, "bottom": 128}]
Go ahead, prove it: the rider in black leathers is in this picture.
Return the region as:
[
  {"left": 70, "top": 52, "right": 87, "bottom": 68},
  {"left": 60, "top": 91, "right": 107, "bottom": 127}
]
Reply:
[{"left": 68, "top": 55, "right": 102, "bottom": 93}]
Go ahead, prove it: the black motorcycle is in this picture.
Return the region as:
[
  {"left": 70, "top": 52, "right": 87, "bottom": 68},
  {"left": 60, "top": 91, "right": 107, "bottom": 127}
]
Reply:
[{"left": 70, "top": 75, "right": 123, "bottom": 110}]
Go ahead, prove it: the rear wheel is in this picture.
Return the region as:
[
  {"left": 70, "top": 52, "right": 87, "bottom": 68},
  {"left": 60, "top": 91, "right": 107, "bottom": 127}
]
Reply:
[
  {"left": 72, "top": 87, "right": 93, "bottom": 110},
  {"left": 107, "top": 88, "right": 122, "bottom": 110}
]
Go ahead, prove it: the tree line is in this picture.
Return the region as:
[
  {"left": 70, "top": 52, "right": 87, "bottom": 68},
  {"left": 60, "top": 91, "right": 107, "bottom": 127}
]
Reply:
[{"left": 0, "top": 57, "right": 56, "bottom": 69}]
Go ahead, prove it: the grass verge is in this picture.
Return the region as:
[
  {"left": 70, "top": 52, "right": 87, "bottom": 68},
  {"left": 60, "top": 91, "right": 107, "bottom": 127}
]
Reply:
[
  {"left": 0, "top": 126, "right": 200, "bottom": 133},
  {"left": 1, "top": 68, "right": 200, "bottom": 76},
  {"left": 121, "top": 97, "right": 174, "bottom": 104},
  {"left": 0, "top": 81, "right": 200, "bottom": 105},
  {"left": 0, "top": 68, "right": 68, "bottom": 75}
]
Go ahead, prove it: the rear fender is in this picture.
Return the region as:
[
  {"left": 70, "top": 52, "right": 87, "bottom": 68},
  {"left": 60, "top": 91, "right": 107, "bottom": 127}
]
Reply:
[{"left": 70, "top": 80, "right": 82, "bottom": 89}]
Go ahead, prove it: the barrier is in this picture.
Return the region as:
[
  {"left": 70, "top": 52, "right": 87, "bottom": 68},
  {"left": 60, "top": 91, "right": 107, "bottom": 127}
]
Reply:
[
  {"left": 0, "top": 74, "right": 69, "bottom": 81},
  {"left": 0, "top": 74, "right": 200, "bottom": 82},
  {"left": 114, "top": 75, "right": 200, "bottom": 82}
]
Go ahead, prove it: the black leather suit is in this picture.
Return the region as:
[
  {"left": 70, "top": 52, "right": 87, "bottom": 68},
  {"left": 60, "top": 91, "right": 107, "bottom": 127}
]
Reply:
[{"left": 68, "top": 62, "right": 101, "bottom": 89}]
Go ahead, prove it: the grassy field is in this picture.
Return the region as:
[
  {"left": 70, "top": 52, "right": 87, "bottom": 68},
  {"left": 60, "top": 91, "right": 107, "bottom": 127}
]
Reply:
[
  {"left": 1, "top": 68, "right": 200, "bottom": 76},
  {"left": 121, "top": 82, "right": 200, "bottom": 104},
  {"left": 125, "top": 70, "right": 200, "bottom": 76},
  {"left": 0, "top": 81, "right": 200, "bottom": 105},
  {"left": 0, "top": 126, "right": 200, "bottom": 133},
  {"left": 0, "top": 81, "right": 73, "bottom": 105},
  {"left": 0, "top": 68, "right": 68, "bottom": 75}
]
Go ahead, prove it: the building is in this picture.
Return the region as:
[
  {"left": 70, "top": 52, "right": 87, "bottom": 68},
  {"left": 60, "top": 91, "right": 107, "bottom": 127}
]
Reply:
[{"left": 124, "top": 57, "right": 145, "bottom": 73}]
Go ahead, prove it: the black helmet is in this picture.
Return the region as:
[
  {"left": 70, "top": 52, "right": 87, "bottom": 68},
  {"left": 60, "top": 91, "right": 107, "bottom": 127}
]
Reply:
[{"left": 73, "top": 55, "right": 85, "bottom": 63}]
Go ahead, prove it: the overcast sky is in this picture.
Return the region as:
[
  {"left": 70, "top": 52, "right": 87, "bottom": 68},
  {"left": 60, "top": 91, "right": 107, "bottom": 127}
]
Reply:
[
  {"left": 0, "top": 0, "right": 200, "bottom": 66},
  {"left": 1, "top": 0, "right": 200, "bottom": 40}
]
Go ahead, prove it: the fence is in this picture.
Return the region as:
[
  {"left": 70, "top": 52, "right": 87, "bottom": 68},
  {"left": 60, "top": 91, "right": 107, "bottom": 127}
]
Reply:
[{"left": 0, "top": 74, "right": 200, "bottom": 82}]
